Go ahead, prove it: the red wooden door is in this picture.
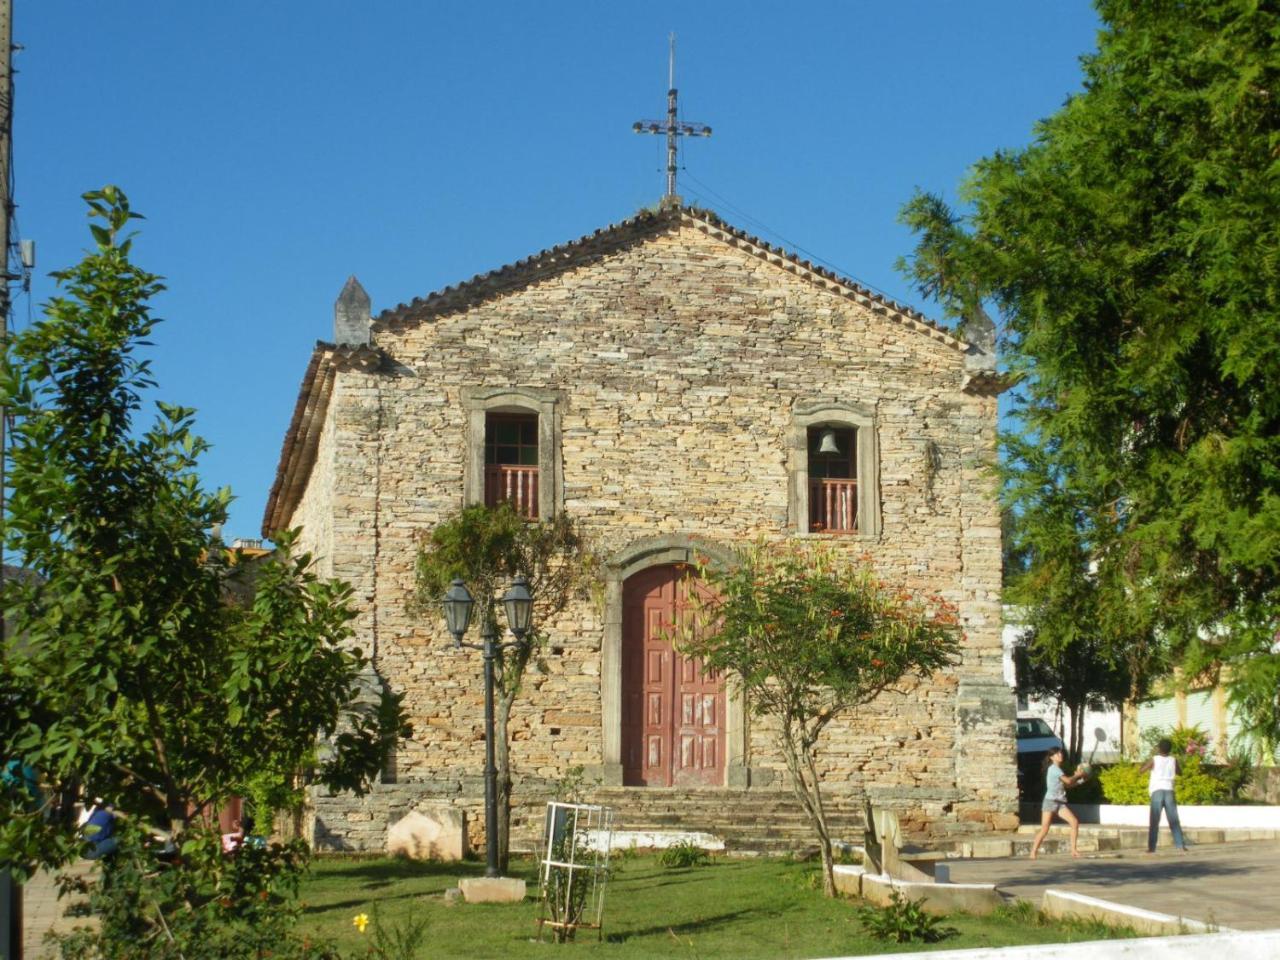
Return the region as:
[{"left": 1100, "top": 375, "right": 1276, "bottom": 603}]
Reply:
[{"left": 621, "top": 565, "right": 724, "bottom": 787}]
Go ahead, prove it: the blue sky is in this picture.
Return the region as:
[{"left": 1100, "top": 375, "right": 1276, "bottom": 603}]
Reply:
[{"left": 17, "top": 2, "right": 1101, "bottom": 539}]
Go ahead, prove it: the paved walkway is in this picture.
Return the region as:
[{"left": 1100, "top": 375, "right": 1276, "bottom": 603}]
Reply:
[
  {"left": 946, "top": 839, "right": 1280, "bottom": 932},
  {"left": 20, "top": 861, "right": 95, "bottom": 960}
]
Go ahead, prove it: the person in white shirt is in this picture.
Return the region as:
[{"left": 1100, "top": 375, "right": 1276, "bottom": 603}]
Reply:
[{"left": 1140, "top": 738, "right": 1187, "bottom": 853}]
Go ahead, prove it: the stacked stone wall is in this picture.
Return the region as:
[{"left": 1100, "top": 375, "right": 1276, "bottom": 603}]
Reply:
[
  {"left": 289, "top": 222, "right": 1017, "bottom": 844},
  {"left": 290, "top": 391, "right": 336, "bottom": 579}
]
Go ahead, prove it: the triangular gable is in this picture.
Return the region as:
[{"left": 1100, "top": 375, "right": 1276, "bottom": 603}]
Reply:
[{"left": 375, "top": 205, "right": 964, "bottom": 352}]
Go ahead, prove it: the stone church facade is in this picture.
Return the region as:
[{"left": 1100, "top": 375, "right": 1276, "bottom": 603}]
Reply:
[{"left": 263, "top": 203, "right": 1018, "bottom": 851}]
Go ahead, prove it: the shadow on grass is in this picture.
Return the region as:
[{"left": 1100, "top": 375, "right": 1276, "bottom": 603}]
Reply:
[
  {"left": 604, "top": 908, "right": 755, "bottom": 943},
  {"left": 310, "top": 856, "right": 531, "bottom": 886},
  {"left": 302, "top": 892, "right": 431, "bottom": 916},
  {"left": 608, "top": 873, "right": 745, "bottom": 894},
  {"left": 613, "top": 861, "right": 760, "bottom": 879},
  {"left": 299, "top": 890, "right": 483, "bottom": 921}
]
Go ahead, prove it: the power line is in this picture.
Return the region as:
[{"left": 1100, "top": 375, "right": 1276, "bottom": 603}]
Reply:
[{"left": 679, "top": 168, "right": 912, "bottom": 308}]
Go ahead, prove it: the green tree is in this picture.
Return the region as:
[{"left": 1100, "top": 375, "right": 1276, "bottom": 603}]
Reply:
[
  {"left": 899, "top": 1, "right": 1280, "bottom": 750},
  {"left": 680, "top": 542, "right": 961, "bottom": 897},
  {"left": 412, "top": 502, "right": 597, "bottom": 871},
  {"left": 1011, "top": 634, "right": 1132, "bottom": 764},
  {"left": 0, "top": 189, "right": 406, "bottom": 954},
  {"left": 1003, "top": 434, "right": 1162, "bottom": 761}
]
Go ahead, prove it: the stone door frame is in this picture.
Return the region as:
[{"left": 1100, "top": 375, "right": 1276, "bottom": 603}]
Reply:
[{"left": 600, "top": 535, "right": 748, "bottom": 787}]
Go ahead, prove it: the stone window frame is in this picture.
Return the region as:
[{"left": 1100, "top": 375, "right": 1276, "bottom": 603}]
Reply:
[
  {"left": 599, "top": 535, "right": 754, "bottom": 787},
  {"left": 789, "top": 400, "right": 881, "bottom": 538},
  {"left": 461, "top": 386, "right": 562, "bottom": 519}
]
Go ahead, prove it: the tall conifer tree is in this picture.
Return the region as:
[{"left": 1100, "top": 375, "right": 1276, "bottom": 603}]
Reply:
[{"left": 900, "top": 1, "right": 1280, "bottom": 750}]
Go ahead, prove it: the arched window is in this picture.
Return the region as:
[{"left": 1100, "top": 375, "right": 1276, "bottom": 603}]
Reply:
[{"left": 789, "top": 402, "right": 880, "bottom": 537}]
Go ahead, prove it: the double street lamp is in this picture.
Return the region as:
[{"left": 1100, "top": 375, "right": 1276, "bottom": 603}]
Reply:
[{"left": 441, "top": 575, "right": 534, "bottom": 879}]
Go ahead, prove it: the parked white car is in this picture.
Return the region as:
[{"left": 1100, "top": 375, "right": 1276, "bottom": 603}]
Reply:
[
  {"left": 1015, "top": 717, "right": 1066, "bottom": 800},
  {"left": 1016, "top": 716, "right": 1064, "bottom": 757}
]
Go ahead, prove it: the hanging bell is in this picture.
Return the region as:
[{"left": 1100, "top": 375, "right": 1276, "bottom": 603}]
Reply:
[{"left": 818, "top": 429, "right": 841, "bottom": 455}]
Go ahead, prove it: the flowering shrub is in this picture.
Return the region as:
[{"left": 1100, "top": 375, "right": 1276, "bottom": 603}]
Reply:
[
  {"left": 680, "top": 541, "right": 961, "bottom": 896},
  {"left": 351, "top": 904, "right": 430, "bottom": 959},
  {"left": 1122, "top": 724, "right": 1253, "bottom": 802},
  {"left": 1096, "top": 755, "right": 1229, "bottom": 805},
  {"left": 1140, "top": 724, "right": 1209, "bottom": 760}
]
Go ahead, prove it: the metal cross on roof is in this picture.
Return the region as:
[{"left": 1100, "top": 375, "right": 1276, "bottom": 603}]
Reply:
[{"left": 632, "top": 33, "right": 712, "bottom": 202}]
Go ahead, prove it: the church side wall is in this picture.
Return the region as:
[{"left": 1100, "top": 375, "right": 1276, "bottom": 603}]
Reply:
[
  {"left": 328, "top": 372, "right": 382, "bottom": 658},
  {"left": 952, "top": 400, "right": 1015, "bottom": 829},
  {"left": 289, "top": 391, "right": 337, "bottom": 579},
  {"left": 304, "top": 225, "right": 1016, "bottom": 850}
]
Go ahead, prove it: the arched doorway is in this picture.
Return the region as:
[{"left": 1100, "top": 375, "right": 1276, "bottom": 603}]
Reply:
[{"left": 621, "top": 564, "right": 725, "bottom": 787}]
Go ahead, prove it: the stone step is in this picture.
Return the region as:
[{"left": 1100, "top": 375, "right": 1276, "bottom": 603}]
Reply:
[
  {"left": 616, "top": 814, "right": 837, "bottom": 828},
  {"left": 955, "top": 825, "right": 1280, "bottom": 859},
  {"left": 581, "top": 787, "right": 866, "bottom": 855},
  {"left": 1012, "top": 824, "right": 1280, "bottom": 845},
  {"left": 591, "top": 789, "right": 862, "bottom": 809},
  {"left": 596, "top": 801, "right": 864, "bottom": 819},
  {"left": 726, "top": 840, "right": 820, "bottom": 855},
  {"left": 614, "top": 824, "right": 865, "bottom": 839},
  {"left": 610, "top": 809, "right": 855, "bottom": 826}
]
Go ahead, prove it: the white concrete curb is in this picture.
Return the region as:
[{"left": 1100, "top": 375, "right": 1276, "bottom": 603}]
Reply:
[
  {"left": 815, "top": 930, "right": 1280, "bottom": 960},
  {"left": 1041, "top": 888, "right": 1231, "bottom": 935},
  {"left": 845, "top": 869, "right": 1004, "bottom": 915},
  {"left": 1081, "top": 804, "right": 1280, "bottom": 830}
]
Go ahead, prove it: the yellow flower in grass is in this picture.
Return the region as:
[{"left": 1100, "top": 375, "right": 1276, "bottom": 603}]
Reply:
[{"left": 353, "top": 913, "right": 370, "bottom": 934}]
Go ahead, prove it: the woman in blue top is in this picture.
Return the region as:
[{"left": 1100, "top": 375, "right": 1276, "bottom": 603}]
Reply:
[{"left": 1029, "top": 747, "right": 1089, "bottom": 860}]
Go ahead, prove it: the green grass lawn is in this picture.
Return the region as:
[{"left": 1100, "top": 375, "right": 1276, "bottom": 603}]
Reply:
[{"left": 298, "top": 854, "right": 1135, "bottom": 958}]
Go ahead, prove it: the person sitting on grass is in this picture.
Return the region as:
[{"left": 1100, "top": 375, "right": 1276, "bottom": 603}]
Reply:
[{"left": 1029, "top": 747, "right": 1088, "bottom": 860}]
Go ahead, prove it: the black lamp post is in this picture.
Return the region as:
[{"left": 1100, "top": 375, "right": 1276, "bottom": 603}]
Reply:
[{"left": 442, "top": 576, "right": 534, "bottom": 878}]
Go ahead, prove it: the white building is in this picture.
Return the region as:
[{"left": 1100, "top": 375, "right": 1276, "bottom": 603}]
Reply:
[{"left": 1001, "top": 613, "right": 1123, "bottom": 761}]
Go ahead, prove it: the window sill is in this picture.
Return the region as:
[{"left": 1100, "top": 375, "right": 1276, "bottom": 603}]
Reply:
[{"left": 796, "top": 529, "right": 880, "bottom": 542}]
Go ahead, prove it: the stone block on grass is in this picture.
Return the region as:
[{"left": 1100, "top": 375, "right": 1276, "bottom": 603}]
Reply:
[
  {"left": 458, "top": 877, "right": 526, "bottom": 904},
  {"left": 387, "top": 805, "right": 467, "bottom": 861},
  {"left": 832, "top": 864, "right": 865, "bottom": 897}
]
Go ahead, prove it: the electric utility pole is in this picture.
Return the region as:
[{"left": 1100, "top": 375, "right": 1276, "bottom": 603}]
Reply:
[{"left": 1, "top": 0, "right": 17, "bottom": 954}]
